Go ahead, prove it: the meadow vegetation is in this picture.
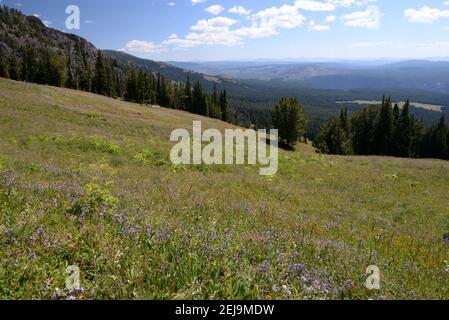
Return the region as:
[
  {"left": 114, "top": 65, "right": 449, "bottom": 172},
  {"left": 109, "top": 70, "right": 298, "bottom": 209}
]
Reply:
[{"left": 1, "top": 78, "right": 449, "bottom": 299}]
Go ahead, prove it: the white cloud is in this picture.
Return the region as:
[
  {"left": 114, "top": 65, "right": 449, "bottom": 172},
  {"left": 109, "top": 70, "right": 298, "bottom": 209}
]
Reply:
[
  {"left": 205, "top": 5, "right": 224, "bottom": 15},
  {"left": 329, "top": 0, "right": 378, "bottom": 7},
  {"left": 229, "top": 6, "right": 251, "bottom": 16},
  {"left": 325, "top": 15, "right": 336, "bottom": 23},
  {"left": 191, "top": 0, "right": 206, "bottom": 5},
  {"left": 124, "top": 0, "right": 380, "bottom": 54},
  {"left": 342, "top": 5, "right": 381, "bottom": 29},
  {"left": 308, "top": 20, "right": 330, "bottom": 31},
  {"left": 404, "top": 6, "right": 449, "bottom": 24},
  {"left": 123, "top": 40, "right": 165, "bottom": 54},
  {"left": 295, "top": 0, "right": 336, "bottom": 11},
  {"left": 164, "top": 17, "right": 241, "bottom": 47},
  {"left": 168, "top": 2, "right": 175, "bottom": 6}
]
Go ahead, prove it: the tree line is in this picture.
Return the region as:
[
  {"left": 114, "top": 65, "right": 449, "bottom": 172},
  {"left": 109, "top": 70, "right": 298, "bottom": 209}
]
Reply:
[
  {"left": 0, "top": 48, "right": 230, "bottom": 122},
  {"left": 314, "top": 97, "right": 449, "bottom": 160}
]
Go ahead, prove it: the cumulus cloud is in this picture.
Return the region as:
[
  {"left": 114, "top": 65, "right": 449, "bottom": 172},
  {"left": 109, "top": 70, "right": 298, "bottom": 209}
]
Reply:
[
  {"left": 295, "top": 0, "right": 336, "bottom": 11},
  {"left": 205, "top": 5, "right": 224, "bottom": 15},
  {"left": 191, "top": 0, "right": 206, "bottom": 5},
  {"left": 122, "top": 40, "right": 165, "bottom": 54},
  {"left": 342, "top": 5, "right": 381, "bottom": 29},
  {"left": 404, "top": 6, "right": 449, "bottom": 24},
  {"left": 308, "top": 20, "right": 330, "bottom": 31},
  {"left": 229, "top": 6, "right": 251, "bottom": 16},
  {"left": 325, "top": 15, "right": 337, "bottom": 23},
  {"left": 123, "top": 0, "right": 380, "bottom": 54}
]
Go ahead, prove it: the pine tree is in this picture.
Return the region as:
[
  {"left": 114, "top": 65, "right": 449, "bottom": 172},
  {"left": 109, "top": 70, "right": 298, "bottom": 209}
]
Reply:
[
  {"left": 8, "top": 55, "right": 20, "bottom": 80},
  {"left": 340, "top": 108, "right": 350, "bottom": 135},
  {"left": 314, "top": 116, "right": 353, "bottom": 155},
  {"left": 351, "top": 105, "right": 379, "bottom": 155},
  {"left": 219, "top": 90, "right": 229, "bottom": 122},
  {"left": 272, "top": 97, "right": 308, "bottom": 149},
  {"left": 192, "top": 81, "right": 208, "bottom": 116},
  {"left": 374, "top": 96, "right": 393, "bottom": 155},
  {"left": 396, "top": 100, "right": 412, "bottom": 157},
  {"left": 183, "top": 76, "right": 192, "bottom": 111},
  {"left": 93, "top": 50, "right": 108, "bottom": 95},
  {"left": 434, "top": 115, "right": 448, "bottom": 159},
  {"left": 0, "top": 57, "right": 9, "bottom": 78},
  {"left": 391, "top": 103, "right": 401, "bottom": 156},
  {"left": 46, "top": 55, "right": 66, "bottom": 87}
]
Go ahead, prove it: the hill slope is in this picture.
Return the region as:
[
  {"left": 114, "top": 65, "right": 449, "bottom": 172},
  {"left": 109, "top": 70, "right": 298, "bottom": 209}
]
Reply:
[
  {"left": 1, "top": 78, "right": 449, "bottom": 299},
  {"left": 103, "top": 50, "right": 251, "bottom": 94}
]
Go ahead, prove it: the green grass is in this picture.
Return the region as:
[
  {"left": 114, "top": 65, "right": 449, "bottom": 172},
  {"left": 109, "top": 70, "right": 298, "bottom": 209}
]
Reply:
[{"left": 1, "top": 78, "right": 449, "bottom": 300}]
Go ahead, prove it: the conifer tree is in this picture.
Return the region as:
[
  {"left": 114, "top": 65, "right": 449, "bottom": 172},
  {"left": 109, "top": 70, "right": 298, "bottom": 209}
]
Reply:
[
  {"left": 93, "top": 50, "right": 108, "bottom": 96},
  {"left": 374, "top": 96, "right": 393, "bottom": 155},
  {"left": 272, "top": 97, "right": 308, "bottom": 149},
  {"left": 184, "top": 76, "right": 192, "bottom": 111},
  {"left": 192, "top": 81, "right": 208, "bottom": 116},
  {"left": 219, "top": 90, "right": 229, "bottom": 122},
  {"left": 0, "top": 57, "right": 9, "bottom": 78},
  {"left": 396, "top": 100, "right": 412, "bottom": 157},
  {"left": 314, "top": 116, "right": 352, "bottom": 155},
  {"left": 8, "top": 55, "right": 20, "bottom": 80}
]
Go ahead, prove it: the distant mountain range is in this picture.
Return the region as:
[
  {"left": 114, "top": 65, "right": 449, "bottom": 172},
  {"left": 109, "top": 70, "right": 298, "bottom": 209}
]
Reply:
[
  {"left": 171, "top": 60, "right": 449, "bottom": 94},
  {"left": 102, "top": 50, "right": 254, "bottom": 95}
]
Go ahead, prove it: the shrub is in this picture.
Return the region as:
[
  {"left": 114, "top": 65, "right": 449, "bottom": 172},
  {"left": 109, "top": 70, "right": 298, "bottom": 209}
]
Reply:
[{"left": 67, "top": 183, "right": 118, "bottom": 219}]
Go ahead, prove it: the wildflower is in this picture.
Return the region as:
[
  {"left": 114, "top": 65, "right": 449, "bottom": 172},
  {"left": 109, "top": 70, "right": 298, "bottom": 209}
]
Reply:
[
  {"left": 272, "top": 285, "right": 280, "bottom": 293},
  {"left": 53, "top": 288, "right": 62, "bottom": 300},
  {"left": 289, "top": 263, "right": 305, "bottom": 273},
  {"left": 44, "top": 279, "right": 51, "bottom": 291},
  {"left": 282, "top": 285, "right": 292, "bottom": 295},
  {"left": 258, "top": 260, "right": 269, "bottom": 273},
  {"left": 344, "top": 279, "right": 354, "bottom": 289}
]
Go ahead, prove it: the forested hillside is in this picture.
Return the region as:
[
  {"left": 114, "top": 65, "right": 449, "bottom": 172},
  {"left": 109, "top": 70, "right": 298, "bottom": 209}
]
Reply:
[
  {"left": 314, "top": 98, "right": 449, "bottom": 161},
  {"left": 0, "top": 6, "right": 229, "bottom": 122}
]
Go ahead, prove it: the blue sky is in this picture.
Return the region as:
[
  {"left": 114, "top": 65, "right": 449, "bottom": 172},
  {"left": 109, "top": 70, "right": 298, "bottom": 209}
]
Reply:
[{"left": 3, "top": 0, "right": 449, "bottom": 61}]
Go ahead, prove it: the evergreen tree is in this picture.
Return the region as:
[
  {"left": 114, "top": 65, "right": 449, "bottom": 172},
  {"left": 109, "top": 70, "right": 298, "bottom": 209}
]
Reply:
[
  {"left": 183, "top": 76, "right": 192, "bottom": 111},
  {"left": 396, "top": 100, "right": 412, "bottom": 157},
  {"left": 219, "top": 90, "right": 229, "bottom": 122},
  {"left": 46, "top": 55, "right": 66, "bottom": 87},
  {"left": 391, "top": 103, "right": 401, "bottom": 156},
  {"left": 374, "top": 96, "right": 393, "bottom": 155},
  {"left": 0, "top": 57, "right": 9, "bottom": 78},
  {"left": 314, "top": 115, "right": 353, "bottom": 155},
  {"left": 351, "top": 105, "right": 379, "bottom": 155},
  {"left": 272, "top": 97, "right": 308, "bottom": 149},
  {"left": 192, "top": 81, "right": 208, "bottom": 116},
  {"left": 93, "top": 51, "right": 108, "bottom": 96},
  {"left": 340, "top": 108, "right": 350, "bottom": 135},
  {"left": 8, "top": 55, "right": 20, "bottom": 80},
  {"left": 432, "top": 115, "right": 448, "bottom": 159}
]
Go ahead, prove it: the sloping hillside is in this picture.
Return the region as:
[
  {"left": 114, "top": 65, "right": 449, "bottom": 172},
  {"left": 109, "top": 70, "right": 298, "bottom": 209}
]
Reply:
[
  {"left": 103, "top": 50, "right": 250, "bottom": 93},
  {"left": 1, "top": 78, "right": 449, "bottom": 300}
]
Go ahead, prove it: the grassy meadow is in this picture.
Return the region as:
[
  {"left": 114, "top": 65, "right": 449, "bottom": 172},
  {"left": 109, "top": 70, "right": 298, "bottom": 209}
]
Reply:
[{"left": 0, "top": 78, "right": 449, "bottom": 300}]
